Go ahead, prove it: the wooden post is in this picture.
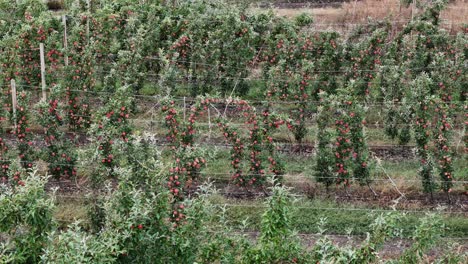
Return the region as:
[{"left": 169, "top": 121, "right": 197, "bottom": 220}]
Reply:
[
  {"left": 86, "top": 0, "right": 90, "bottom": 43},
  {"left": 11, "top": 79, "right": 17, "bottom": 128},
  {"left": 183, "top": 97, "right": 186, "bottom": 122},
  {"left": 208, "top": 107, "right": 212, "bottom": 139},
  {"left": 62, "top": 15, "right": 68, "bottom": 66},
  {"left": 150, "top": 108, "right": 154, "bottom": 133},
  {"left": 40, "top": 43, "right": 46, "bottom": 101},
  {"left": 352, "top": 0, "right": 358, "bottom": 23}
]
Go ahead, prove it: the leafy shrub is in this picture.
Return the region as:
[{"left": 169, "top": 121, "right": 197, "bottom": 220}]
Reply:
[
  {"left": 243, "top": 184, "right": 307, "bottom": 263},
  {"left": 46, "top": 140, "right": 218, "bottom": 263},
  {"left": 41, "top": 223, "right": 120, "bottom": 263},
  {"left": 0, "top": 171, "right": 55, "bottom": 263},
  {"left": 397, "top": 214, "right": 444, "bottom": 263},
  {"left": 294, "top": 13, "right": 313, "bottom": 27}
]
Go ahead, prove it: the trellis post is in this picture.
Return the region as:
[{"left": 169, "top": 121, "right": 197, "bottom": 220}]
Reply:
[
  {"left": 11, "top": 79, "right": 17, "bottom": 128},
  {"left": 40, "top": 43, "right": 47, "bottom": 101},
  {"left": 63, "top": 15, "right": 69, "bottom": 66}
]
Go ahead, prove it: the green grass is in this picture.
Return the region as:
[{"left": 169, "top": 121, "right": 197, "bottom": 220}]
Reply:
[
  {"left": 211, "top": 196, "right": 468, "bottom": 238},
  {"left": 54, "top": 197, "right": 89, "bottom": 228},
  {"left": 52, "top": 192, "right": 467, "bottom": 238},
  {"left": 157, "top": 145, "right": 466, "bottom": 193},
  {"left": 139, "top": 83, "right": 160, "bottom": 96},
  {"left": 143, "top": 110, "right": 467, "bottom": 146}
]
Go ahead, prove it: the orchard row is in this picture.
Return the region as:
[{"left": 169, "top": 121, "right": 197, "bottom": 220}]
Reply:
[{"left": 0, "top": 0, "right": 466, "bottom": 196}]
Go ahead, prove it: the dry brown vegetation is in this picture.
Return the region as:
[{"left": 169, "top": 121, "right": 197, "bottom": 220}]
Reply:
[{"left": 269, "top": 0, "right": 467, "bottom": 33}]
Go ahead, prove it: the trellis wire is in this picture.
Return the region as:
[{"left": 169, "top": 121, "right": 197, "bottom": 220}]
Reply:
[
  {"left": 2, "top": 83, "right": 468, "bottom": 106},
  {"left": 2, "top": 158, "right": 467, "bottom": 184}
]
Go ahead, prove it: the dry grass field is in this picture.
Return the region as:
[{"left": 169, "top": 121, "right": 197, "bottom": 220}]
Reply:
[{"left": 264, "top": 0, "right": 467, "bottom": 33}]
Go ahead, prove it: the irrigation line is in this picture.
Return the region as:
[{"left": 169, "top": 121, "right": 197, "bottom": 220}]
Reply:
[
  {"left": 302, "top": 20, "right": 468, "bottom": 26},
  {"left": 8, "top": 82, "right": 468, "bottom": 104},
  {"left": 55, "top": 189, "right": 445, "bottom": 206},
  {"left": 60, "top": 219, "right": 468, "bottom": 242},
  {"left": 227, "top": 231, "right": 468, "bottom": 242},
  {"left": 35, "top": 171, "right": 468, "bottom": 185},
  {"left": 0, "top": 131, "right": 465, "bottom": 153},
  {"left": 48, "top": 196, "right": 467, "bottom": 215},
  {"left": 211, "top": 203, "right": 466, "bottom": 215},
  {"left": 3, "top": 135, "right": 465, "bottom": 157},
  {"left": 1, "top": 47, "right": 40, "bottom": 51},
  {"left": 100, "top": 68, "right": 468, "bottom": 84},
  {"left": 260, "top": 2, "right": 468, "bottom": 10},
  {"left": 59, "top": 9, "right": 467, "bottom": 26},
  {"left": 137, "top": 55, "right": 468, "bottom": 74},
  {"left": 95, "top": 54, "right": 466, "bottom": 75},
  {"left": 2, "top": 69, "right": 466, "bottom": 89},
  {"left": 3, "top": 83, "right": 468, "bottom": 106},
  {"left": 2, "top": 158, "right": 467, "bottom": 185},
  {"left": 39, "top": 169, "right": 468, "bottom": 184},
  {"left": 51, "top": 193, "right": 445, "bottom": 205},
  {"left": 50, "top": 216, "right": 468, "bottom": 241},
  {"left": 14, "top": 113, "right": 463, "bottom": 129},
  {"left": 209, "top": 192, "right": 459, "bottom": 204},
  {"left": 50, "top": 193, "right": 336, "bottom": 201},
  {"left": 138, "top": 50, "right": 468, "bottom": 70},
  {"left": 133, "top": 118, "right": 467, "bottom": 130},
  {"left": 198, "top": 172, "right": 468, "bottom": 184},
  {"left": 89, "top": 32, "right": 465, "bottom": 60},
  {"left": 1, "top": 130, "right": 464, "bottom": 149}
]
